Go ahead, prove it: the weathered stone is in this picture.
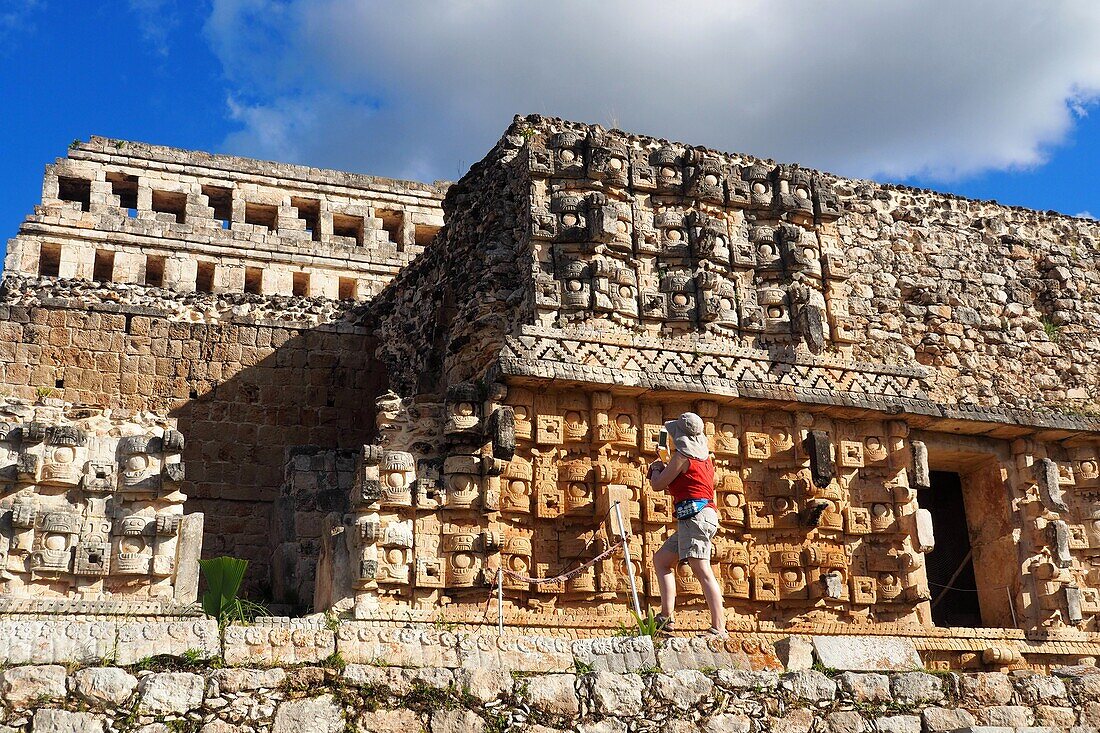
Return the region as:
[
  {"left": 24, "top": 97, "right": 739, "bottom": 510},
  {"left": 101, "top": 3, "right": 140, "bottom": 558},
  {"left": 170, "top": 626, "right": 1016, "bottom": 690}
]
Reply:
[
  {"left": 837, "top": 672, "right": 891, "bottom": 703},
  {"left": 137, "top": 672, "right": 205, "bottom": 714},
  {"left": 873, "top": 715, "right": 921, "bottom": 733},
  {"left": 665, "top": 721, "right": 703, "bottom": 733},
  {"left": 200, "top": 723, "right": 248, "bottom": 733},
  {"left": 522, "top": 674, "right": 579, "bottom": 718},
  {"left": 455, "top": 666, "right": 513, "bottom": 704},
  {"left": 207, "top": 667, "right": 286, "bottom": 694},
  {"left": 890, "top": 671, "right": 944, "bottom": 705},
  {"left": 71, "top": 667, "right": 139, "bottom": 708},
  {"left": 656, "top": 637, "right": 776, "bottom": 672},
  {"left": 652, "top": 670, "right": 714, "bottom": 710},
  {"left": 777, "top": 636, "right": 814, "bottom": 671},
  {"left": 354, "top": 709, "right": 425, "bottom": 733},
  {"left": 224, "top": 620, "right": 335, "bottom": 665},
  {"left": 430, "top": 709, "right": 485, "bottom": 733},
  {"left": 200, "top": 722, "right": 247, "bottom": 733},
  {"left": 1035, "top": 705, "right": 1077, "bottom": 728},
  {"left": 0, "top": 619, "right": 116, "bottom": 666},
  {"left": 1015, "top": 673, "right": 1067, "bottom": 705},
  {"left": 771, "top": 708, "right": 815, "bottom": 733},
  {"left": 712, "top": 669, "right": 776, "bottom": 692},
  {"left": 573, "top": 636, "right": 656, "bottom": 673},
  {"left": 922, "top": 706, "right": 977, "bottom": 732},
  {"left": 784, "top": 669, "right": 837, "bottom": 703},
  {"left": 30, "top": 709, "right": 106, "bottom": 733},
  {"left": 827, "top": 710, "right": 868, "bottom": 733},
  {"left": 576, "top": 721, "right": 628, "bottom": 733},
  {"left": 812, "top": 636, "right": 921, "bottom": 671},
  {"left": 979, "top": 705, "right": 1034, "bottom": 728},
  {"left": 587, "top": 672, "right": 645, "bottom": 717},
  {"left": 115, "top": 620, "right": 219, "bottom": 666},
  {"left": 702, "top": 714, "right": 751, "bottom": 733},
  {"left": 273, "top": 694, "right": 344, "bottom": 733},
  {"left": 959, "top": 672, "right": 1015, "bottom": 706},
  {"left": 0, "top": 664, "right": 67, "bottom": 707}
]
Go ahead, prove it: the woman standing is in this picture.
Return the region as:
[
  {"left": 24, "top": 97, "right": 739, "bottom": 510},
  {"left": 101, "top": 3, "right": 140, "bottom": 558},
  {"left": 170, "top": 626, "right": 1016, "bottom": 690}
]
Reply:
[{"left": 647, "top": 412, "right": 726, "bottom": 637}]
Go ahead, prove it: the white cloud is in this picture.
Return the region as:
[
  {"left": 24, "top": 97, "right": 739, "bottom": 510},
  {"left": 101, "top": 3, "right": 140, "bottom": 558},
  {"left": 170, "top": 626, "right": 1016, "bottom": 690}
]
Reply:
[
  {"left": 0, "top": 0, "right": 40, "bottom": 44},
  {"left": 204, "top": 0, "right": 1100, "bottom": 184},
  {"left": 128, "top": 0, "right": 178, "bottom": 55}
]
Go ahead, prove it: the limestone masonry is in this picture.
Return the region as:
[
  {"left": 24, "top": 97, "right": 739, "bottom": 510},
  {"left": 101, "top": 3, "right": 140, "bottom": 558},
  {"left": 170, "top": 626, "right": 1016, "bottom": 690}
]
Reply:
[{"left": 3, "top": 116, "right": 1100, "bottom": 679}]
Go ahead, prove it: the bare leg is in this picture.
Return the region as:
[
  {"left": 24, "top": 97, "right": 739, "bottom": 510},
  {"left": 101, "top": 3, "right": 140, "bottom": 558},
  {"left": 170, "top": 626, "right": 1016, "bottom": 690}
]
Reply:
[
  {"left": 688, "top": 557, "right": 725, "bottom": 631},
  {"left": 653, "top": 546, "right": 679, "bottom": 618}
]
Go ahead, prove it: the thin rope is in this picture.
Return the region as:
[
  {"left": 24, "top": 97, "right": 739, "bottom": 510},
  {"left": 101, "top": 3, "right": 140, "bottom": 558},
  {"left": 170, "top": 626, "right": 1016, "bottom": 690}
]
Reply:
[
  {"left": 927, "top": 580, "right": 1010, "bottom": 593},
  {"left": 501, "top": 539, "right": 626, "bottom": 585}
]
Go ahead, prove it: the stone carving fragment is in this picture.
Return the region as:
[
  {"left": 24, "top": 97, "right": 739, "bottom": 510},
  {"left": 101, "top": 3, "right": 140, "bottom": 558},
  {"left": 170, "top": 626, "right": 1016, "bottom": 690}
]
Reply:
[
  {"left": 0, "top": 398, "right": 201, "bottom": 612},
  {"left": 1035, "top": 458, "right": 1069, "bottom": 514}
]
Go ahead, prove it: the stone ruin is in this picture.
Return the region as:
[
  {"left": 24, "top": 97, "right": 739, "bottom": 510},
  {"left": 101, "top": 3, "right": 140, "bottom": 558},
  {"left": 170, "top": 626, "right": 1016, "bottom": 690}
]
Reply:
[
  {"left": 0, "top": 397, "right": 201, "bottom": 613},
  {"left": 2, "top": 118, "right": 1100, "bottom": 670}
]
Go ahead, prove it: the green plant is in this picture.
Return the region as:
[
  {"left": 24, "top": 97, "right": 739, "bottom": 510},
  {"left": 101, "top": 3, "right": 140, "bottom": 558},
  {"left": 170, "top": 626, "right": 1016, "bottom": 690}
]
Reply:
[
  {"left": 181, "top": 648, "right": 206, "bottom": 665},
  {"left": 432, "top": 617, "right": 458, "bottom": 632},
  {"left": 199, "top": 556, "right": 267, "bottom": 625},
  {"left": 574, "top": 659, "right": 594, "bottom": 674},
  {"left": 402, "top": 681, "right": 456, "bottom": 713},
  {"left": 634, "top": 664, "right": 662, "bottom": 675},
  {"left": 1042, "top": 317, "right": 1062, "bottom": 341},
  {"left": 35, "top": 386, "right": 58, "bottom": 401},
  {"left": 616, "top": 608, "right": 663, "bottom": 638},
  {"left": 322, "top": 651, "right": 347, "bottom": 671},
  {"left": 323, "top": 610, "right": 342, "bottom": 631},
  {"left": 70, "top": 139, "right": 81, "bottom": 148}
]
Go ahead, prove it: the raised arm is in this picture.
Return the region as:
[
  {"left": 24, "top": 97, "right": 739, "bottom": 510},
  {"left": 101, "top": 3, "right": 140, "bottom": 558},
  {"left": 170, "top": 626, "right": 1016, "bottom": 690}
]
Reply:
[{"left": 648, "top": 452, "right": 689, "bottom": 492}]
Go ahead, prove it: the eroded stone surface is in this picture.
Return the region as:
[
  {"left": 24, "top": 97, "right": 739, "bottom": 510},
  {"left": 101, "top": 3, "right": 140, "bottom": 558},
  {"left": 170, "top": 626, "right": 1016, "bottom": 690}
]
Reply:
[
  {"left": 137, "top": 672, "right": 205, "bottom": 714},
  {"left": 71, "top": 667, "right": 139, "bottom": 708},
  {"left": 272, "top": 694, "right": 344, "bottom": 733}
]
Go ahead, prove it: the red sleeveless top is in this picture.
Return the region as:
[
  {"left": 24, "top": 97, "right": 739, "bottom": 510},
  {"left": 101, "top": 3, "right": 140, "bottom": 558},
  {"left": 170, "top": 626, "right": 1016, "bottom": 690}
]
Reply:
[{"left": 668, "top": 457, "right": 716, "bottom": 509}]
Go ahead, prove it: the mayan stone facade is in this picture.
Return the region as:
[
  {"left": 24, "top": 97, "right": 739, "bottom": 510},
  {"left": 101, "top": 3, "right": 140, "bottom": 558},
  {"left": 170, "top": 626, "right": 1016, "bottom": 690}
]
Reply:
[
  {"left": 1, "top": 139, "right": 447, "bottom": 592},
  {"left": 320, "top": 115, "right": 1100, "bottom": 665},
  {"left": 3, "top": 118, "right": 1100, "bottom": 671},
  {"left": 0, "top": 397, "right": 201, "bottom": 613}
]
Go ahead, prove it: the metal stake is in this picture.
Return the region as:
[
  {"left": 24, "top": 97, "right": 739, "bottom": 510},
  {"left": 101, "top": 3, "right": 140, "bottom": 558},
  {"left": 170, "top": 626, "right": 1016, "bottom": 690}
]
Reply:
[
  {"left": 612, "top": 500, "right": 644, "bottom": 620},
  {"left": 497, "top": 567, "right": 504, "bottom": 635}
]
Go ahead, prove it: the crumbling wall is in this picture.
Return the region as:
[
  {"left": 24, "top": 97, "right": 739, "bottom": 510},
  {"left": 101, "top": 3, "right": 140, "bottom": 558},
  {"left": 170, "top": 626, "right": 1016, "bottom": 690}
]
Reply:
[
  {"left": 0, "top": 278, "right": 383, "bottom": 591},
  {"left": 371, "top": 131, "right": 534, "bottom": 396},
  {"left": 839, "top": 183, "right": 1100, "bottom": 411}
]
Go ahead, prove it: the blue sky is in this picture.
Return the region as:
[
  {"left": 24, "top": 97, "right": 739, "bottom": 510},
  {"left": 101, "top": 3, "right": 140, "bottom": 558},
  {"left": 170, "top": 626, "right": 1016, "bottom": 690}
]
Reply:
[{"left": 4, "top": 1, "right": 1100, "bottom": 260}]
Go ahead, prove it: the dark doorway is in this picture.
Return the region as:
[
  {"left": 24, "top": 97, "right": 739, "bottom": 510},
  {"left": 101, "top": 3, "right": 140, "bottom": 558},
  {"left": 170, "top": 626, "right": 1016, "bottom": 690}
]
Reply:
[{"left": 919, "top": 471, "right": 983, "bottom": 627}]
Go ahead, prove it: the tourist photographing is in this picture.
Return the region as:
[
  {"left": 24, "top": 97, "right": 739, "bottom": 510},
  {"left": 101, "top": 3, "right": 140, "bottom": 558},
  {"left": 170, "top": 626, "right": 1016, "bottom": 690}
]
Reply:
[{"left": 648, "top": 412, "right": 727, "bottom": 637}]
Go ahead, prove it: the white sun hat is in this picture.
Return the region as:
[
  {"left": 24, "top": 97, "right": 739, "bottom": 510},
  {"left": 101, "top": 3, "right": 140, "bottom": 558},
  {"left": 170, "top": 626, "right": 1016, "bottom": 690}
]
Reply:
[{"left": 663, "top": 412, "right": 710, "bottom": 460}]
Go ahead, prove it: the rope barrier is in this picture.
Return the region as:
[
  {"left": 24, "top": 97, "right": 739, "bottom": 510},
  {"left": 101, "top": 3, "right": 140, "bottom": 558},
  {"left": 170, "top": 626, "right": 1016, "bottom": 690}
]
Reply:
[
  {"left": 499, "top": 539, "right": 626, "bottom": 585},
  {"left": 492, "top": 500, "right": 643, "bottom": 633}
]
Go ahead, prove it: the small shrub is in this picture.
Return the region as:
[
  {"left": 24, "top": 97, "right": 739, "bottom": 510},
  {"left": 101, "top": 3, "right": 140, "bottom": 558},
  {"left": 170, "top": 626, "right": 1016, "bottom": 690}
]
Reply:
[{"left": 199, "top": 556, "right": 268, "bottom": 626}]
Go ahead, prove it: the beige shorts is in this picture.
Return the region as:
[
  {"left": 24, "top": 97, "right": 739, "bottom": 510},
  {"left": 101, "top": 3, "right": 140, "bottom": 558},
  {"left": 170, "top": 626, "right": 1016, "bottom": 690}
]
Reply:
[{"left": 659, "top": 506, "right": 719, "bottom": 561}]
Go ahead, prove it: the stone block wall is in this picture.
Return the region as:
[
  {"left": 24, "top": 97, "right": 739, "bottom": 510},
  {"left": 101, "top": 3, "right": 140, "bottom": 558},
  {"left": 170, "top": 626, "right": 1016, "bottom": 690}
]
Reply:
[
  {"left": 271, "top": 446, "right": 356, "bottom": 612},
  {"left": 0, "top": 280, "right": 384, "bottom": 591},
  {"left": 0, "top": 621, "right": 1099, "bottom": 732}
]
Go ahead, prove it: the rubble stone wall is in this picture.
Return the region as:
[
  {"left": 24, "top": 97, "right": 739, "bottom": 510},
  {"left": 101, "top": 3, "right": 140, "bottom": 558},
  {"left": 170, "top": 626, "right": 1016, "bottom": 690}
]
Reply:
[
  {"left": 375, "top": 115, "right": 1100, "bottom": 417},
  {"left": 0, "top": 280, "right": 383, "bottom": 589},
  {"left": 372, "top": 132, "right": 534, "bottom": 396},
  {"left": 1, "top": 622, "right": 1099, "bottom": 732}
]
